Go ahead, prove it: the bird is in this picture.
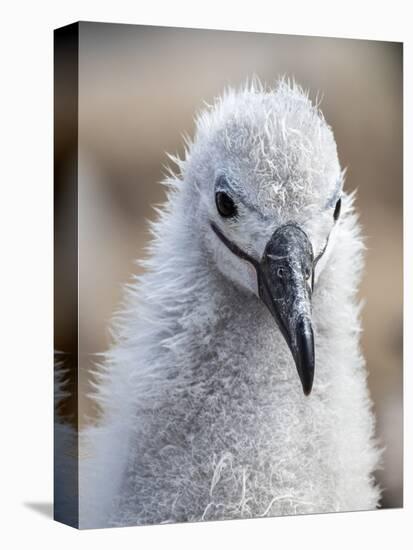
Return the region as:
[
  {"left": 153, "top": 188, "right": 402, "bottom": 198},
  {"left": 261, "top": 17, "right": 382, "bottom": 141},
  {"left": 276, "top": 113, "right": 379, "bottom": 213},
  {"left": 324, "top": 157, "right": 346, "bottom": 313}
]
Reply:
[{"left": 79, "top": 79, "right": 381, "bottom": 529}]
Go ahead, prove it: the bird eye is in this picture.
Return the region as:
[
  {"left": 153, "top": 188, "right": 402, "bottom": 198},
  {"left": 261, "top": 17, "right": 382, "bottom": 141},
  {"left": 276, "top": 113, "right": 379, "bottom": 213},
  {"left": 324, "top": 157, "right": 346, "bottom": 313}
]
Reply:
[
  {"left": 333, "top": 198, "right": 342, "bottom": 222},
  {"left": 215, "top": 191, "right": 237, "bottom": 218}
]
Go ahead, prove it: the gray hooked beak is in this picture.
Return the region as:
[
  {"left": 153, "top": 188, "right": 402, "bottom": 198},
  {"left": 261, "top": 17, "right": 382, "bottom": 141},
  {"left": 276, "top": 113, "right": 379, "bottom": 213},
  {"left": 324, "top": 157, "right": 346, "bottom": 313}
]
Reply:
[{"left": 257, "top": 224, "right": 315, "bottom": 395}]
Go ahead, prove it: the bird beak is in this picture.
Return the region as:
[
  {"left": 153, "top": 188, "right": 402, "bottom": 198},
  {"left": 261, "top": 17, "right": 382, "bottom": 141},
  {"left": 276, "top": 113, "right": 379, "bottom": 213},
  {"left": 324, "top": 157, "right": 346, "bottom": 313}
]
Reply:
[{"left": 257, "top": 224, "right": 315, "bottom": 395}]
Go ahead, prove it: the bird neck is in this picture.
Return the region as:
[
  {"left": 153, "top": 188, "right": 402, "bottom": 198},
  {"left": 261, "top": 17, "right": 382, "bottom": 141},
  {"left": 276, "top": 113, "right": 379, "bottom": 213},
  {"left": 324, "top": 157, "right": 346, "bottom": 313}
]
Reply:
[{"left": 142, "top": 220, "right": 286, "bottom": 392}]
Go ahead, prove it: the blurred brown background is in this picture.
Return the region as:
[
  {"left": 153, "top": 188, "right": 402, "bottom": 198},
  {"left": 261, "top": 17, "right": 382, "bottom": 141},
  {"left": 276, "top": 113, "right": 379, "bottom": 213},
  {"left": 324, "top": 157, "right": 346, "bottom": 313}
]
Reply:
[{"left": 72, "top": 23, "right": 403, "bottom": 508}]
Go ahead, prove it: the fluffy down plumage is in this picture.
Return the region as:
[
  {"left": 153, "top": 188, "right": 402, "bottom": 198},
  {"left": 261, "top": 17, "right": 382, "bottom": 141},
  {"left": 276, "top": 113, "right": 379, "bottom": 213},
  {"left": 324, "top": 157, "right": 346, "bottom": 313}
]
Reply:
[{"left": 79, "top": 79, "right": 381, "bottom": 528}]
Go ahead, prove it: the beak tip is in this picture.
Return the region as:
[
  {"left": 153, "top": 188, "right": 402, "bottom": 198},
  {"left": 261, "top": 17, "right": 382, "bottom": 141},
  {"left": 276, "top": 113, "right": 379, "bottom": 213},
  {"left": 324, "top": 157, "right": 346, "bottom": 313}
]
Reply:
[
  {"left": 295, "top": 318, "right": 315, "bottom": 396},
  {"left": 298, "top": 365, "right": 314, "bottom": 395},
  {"left": 302, "top": 381, "right": 313, "bottom": 396},
  {"left": 298, "top": 365, "right": 314, "bottom": 396}
]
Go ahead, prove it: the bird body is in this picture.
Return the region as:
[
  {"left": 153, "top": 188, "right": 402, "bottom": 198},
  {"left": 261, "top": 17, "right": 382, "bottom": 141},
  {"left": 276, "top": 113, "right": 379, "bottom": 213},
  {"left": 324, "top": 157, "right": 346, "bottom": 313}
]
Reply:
[{"left": 80, "top": 80, "right": 380, "bottom": 528}]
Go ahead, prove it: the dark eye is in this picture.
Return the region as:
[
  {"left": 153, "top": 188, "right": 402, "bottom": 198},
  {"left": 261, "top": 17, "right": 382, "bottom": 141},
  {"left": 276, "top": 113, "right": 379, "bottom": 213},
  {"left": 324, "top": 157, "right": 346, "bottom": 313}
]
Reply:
[
  {"left": 215, "top": 191, "right": 237, "bottom": 218},
  {"left": 333, "top": 198, "right": 341, "bottom": 221}
]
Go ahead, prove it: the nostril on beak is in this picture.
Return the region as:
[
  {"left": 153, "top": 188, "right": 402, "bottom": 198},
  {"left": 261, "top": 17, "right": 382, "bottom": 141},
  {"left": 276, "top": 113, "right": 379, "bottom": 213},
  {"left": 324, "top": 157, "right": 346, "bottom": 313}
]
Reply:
[{"left": 277, "top": 267, "right": 287, "bottom": 279}]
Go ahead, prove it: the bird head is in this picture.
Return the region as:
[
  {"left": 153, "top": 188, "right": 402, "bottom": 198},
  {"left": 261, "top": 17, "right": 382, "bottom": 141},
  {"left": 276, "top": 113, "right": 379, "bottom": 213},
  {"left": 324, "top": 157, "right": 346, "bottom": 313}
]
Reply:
[{"left": 181, "top": 80, "right": 344, "bottom": 395}]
